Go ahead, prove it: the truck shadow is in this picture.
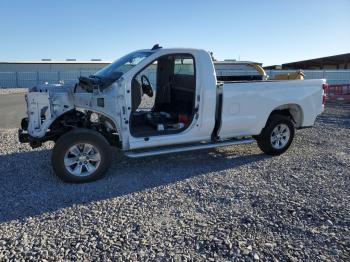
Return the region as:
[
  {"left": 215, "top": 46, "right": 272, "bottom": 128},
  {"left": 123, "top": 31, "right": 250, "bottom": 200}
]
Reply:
[{"left": 0, "top": 147, "right": 269, "bottom": 223}]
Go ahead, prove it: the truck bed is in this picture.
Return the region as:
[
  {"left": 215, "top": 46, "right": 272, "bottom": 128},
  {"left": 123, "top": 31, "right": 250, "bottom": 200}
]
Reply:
[{"left": 218, "top": 79, "right": 325, "bottom": 139}]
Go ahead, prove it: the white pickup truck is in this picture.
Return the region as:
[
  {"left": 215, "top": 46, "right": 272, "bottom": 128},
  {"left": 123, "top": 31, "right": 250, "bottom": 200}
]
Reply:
[{"left": 19, "top": 45, "right": 327, "bottom": 183}]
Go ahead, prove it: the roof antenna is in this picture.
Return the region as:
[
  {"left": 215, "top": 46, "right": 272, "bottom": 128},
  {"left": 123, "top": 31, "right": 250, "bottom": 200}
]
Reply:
[{"left": 151, "top": 44, "right": 162, "bottom": 50}]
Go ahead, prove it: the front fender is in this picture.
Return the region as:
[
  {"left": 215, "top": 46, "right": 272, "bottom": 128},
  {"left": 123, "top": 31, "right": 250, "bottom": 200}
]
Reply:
[{"left": 27, "top": 91, "right": 74, "bottom": 138}]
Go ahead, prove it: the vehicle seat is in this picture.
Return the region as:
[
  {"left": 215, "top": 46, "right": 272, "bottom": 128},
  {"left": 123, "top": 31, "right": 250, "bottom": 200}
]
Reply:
[
  {"left": 170, "top": 74, "right": 195, "bottom": 114},
  {"left": 131, "top": 78, "right": 142, "bottom": 112}
]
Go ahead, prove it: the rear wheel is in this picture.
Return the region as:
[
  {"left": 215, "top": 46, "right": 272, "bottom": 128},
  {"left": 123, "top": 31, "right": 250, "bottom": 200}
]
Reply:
[
  {"left": 256, "top": 114, "right": 295, "bottom": 155},
  {"left": 52, "top": 129, "right": 112, "bottom": 183}
]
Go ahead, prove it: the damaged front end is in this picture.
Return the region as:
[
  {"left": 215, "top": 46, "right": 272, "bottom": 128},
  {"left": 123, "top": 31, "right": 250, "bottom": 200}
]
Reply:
[
  {"left": 19, "top": 83, "right": 75, "bottom": 148},
  {"left": 19, "top": 77, "right": 124, "bottom": 149}
]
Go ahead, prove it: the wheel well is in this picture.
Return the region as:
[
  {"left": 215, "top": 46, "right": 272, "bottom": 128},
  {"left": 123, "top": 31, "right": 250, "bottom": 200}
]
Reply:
[
  {"left": 268, "top": 104, "right": 303, "bottom": 128},
  {"left": 48, "top": 109, "right": 120, "bottom": 147}
]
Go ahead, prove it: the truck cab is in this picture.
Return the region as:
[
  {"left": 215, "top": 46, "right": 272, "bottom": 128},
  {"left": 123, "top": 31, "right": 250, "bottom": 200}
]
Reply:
[
  {"left": 19, "top": 46, "right": 326, "bottom": 183},
  {"left": 120, "top": 48, "right": 217, "bottom": 150}
]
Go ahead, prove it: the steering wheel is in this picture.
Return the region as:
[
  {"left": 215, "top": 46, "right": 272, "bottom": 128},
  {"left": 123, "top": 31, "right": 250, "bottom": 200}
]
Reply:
[{"left": 141, "top": 75, "right": 154, "bottom": 97}]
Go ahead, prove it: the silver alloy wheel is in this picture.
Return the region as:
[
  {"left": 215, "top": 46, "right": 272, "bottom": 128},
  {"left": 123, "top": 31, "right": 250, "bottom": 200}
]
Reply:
[
  {"left": 270, "top": 124, "right": 290, "bottom": 149},
  {"left": 64, "top": 143, "right": 101, "bottom": 177}
]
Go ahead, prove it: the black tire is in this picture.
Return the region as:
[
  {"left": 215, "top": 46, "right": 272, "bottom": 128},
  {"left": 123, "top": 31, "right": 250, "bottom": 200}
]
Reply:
[
  {"left": 52, "top": 128, "right": 112, "bottom": 183},
  {"left": 256, "top": 114, "right": 295, "bottom": 156}
]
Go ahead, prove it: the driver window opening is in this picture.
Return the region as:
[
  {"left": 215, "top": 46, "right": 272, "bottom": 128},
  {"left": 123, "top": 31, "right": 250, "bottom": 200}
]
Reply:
[{"left": 130, "top": 54, "right": 196, "bottom": 137}]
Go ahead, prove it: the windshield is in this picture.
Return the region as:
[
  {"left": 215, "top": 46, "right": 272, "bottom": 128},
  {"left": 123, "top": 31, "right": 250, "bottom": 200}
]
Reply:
[{"left": 94, "top": 51, "right": 152, "bottom": 81}]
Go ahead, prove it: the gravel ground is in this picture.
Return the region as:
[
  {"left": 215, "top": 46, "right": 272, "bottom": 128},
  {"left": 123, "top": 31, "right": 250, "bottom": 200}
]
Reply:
[
  {"left": 0, "top": 88, "right": 28, "bottom": 95},
  {"left": 0, "top": 105, "right": 349, "bottom": 261}
]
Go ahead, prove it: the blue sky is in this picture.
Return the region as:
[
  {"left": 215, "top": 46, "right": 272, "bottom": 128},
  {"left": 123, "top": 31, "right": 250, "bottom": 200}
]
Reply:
[{"left": 0, "top": 0, "right": 349, "bottom": 66}]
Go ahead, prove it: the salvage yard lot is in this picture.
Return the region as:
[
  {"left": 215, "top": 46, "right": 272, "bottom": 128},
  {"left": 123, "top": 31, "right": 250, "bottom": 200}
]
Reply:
[{"left": 0, "top": 98, "right": 349, "bottom": 260}]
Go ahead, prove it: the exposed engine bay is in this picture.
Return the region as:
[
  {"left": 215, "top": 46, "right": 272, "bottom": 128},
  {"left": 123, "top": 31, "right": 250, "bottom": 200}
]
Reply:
[{"left": 19, "top": 81, "right": 121, "bottom": 148}]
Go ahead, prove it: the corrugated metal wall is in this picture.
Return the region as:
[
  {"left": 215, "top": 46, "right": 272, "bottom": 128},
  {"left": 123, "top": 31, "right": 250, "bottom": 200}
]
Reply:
[
  {"left": 0, "top": 62, "right": 107, "bottom": 88},
  {"left": 0, "top": 70, "right": 98, "bottom": 87},
  {"left": 0, "top": 63, "right": 107, "bottom": 72}
]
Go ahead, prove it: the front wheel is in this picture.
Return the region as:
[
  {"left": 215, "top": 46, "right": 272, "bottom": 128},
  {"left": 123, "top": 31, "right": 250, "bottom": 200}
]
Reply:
[
  {"left": 52, "top": 129, "right": 112, "bottom": 183},
  {"left": 256, "top": 114, "right": 295, "bottom": 155}
]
